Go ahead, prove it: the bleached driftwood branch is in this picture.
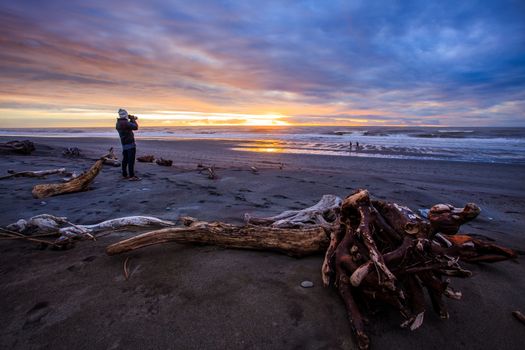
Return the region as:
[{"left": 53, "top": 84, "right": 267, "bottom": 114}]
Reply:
[
  {"left": 0, "top": 168, "right": 69, "bottom": 180},
  {"left": 6, "top": 214, "right": 177, "bottom": 242},
  {"left": 245, "top": 194, "right": 341, "bottom": 229}
]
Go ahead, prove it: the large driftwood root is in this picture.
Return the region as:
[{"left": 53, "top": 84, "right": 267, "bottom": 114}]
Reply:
[
  {"left": 320, "top": 189, "right": 515, "bottom": 349},
  {"left": 0, "top": 140, "right": 35, "bottom": 155},
  {"left": 31, "top": 152, "right": 110, "bottom": 199}
]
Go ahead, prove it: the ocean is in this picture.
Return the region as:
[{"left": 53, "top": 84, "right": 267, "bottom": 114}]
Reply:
[{"left": 1, "top": 126, "right": 524, "bottom": 164}]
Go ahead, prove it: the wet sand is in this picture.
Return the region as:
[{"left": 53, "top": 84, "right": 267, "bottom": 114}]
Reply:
[{"left": 0, "top": 136, "right": 524, "bottom": 349}]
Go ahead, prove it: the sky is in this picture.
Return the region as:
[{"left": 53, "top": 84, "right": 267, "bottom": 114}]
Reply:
[{"left": 0, "top": 0, "right": 524, "bottom": 127}]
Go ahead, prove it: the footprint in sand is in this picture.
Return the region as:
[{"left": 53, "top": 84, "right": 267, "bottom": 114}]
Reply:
[
  {"left": 24, "top": 302, "right": 51, "bottom": 327},
  {"left": 272, "top": 194, "right": 289, "bottom": 199}
]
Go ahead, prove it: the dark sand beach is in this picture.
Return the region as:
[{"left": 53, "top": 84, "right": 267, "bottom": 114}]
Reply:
[{"left": 1, "top": 136, "right": 524, "bottom": 350}]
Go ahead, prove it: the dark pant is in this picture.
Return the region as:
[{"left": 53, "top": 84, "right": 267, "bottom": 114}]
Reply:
[{"left": 122, "top": 147, "right": 136, "bottom": 177}]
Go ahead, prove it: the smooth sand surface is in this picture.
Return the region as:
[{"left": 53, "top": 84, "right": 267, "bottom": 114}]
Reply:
[{"left": 1, "top": 136, "right": 524, "bottom": 349}]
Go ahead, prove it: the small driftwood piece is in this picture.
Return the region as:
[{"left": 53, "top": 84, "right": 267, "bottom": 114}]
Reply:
[
  {"left": 0, "top": 140, "right": 35, "bottom": 155},
  {"left": 106, "top": 216, "right": 328, "bottom": 257},
  {"left": 512, "top": 311, "right": 525, "bottom": 325},
  {"left": 0, "top": 168, "right": 68, "bottom": 180},
  {"left": 443, "top": 234, "right": 518, "bottom": 262},
  {"left": 156, "top": 158, "right": 173, "bottom": 166},
  {"left": 31, "top": 152, "right": 110, "bottom": 199},
  {"left": 207, "top": 166, "right": 217, "bottom": 179},
  {"left": 138, "top": 155, "right": 155, "bottom": 163},
  {"left": 196, "top": 163, "right": 217, "bottom": 179},
  {"left": 102, "top": 147, "right": 121, "bottom": 167},
  {"left": 250, "top": 166, "right": 258, "bottom": 174}
]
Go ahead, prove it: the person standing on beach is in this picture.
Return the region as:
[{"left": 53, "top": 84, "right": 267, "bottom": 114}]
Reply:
[{"left": 116, "top": 108, "right": 140, "bottom": 181}]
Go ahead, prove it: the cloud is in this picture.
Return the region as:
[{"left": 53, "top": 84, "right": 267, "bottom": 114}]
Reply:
[{"left": 0, "top": 0, "right": 524, "bottom": 126}]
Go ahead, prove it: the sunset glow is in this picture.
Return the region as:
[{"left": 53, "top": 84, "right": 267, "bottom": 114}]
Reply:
[{"left": 0, "top": 1, "right": 524, "bottom": 127}]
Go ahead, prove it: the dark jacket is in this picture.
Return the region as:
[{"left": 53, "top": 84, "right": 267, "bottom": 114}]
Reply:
[{"left": 116, "top": 118, "right": 138, "bottom": 149}]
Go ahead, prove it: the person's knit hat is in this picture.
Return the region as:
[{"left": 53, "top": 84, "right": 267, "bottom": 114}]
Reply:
[{"left": 118, "top": 108, "right": 128, "bottom": 119}]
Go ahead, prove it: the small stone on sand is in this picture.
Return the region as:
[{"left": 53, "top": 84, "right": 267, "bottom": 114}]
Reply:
[{"left": 301, "top": 280, "right": 314, "bottom": 288}]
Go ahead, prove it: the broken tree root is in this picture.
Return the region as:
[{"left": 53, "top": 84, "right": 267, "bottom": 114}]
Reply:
[{"left": 104, "top": 189, "right": 516, "bottom": 349}]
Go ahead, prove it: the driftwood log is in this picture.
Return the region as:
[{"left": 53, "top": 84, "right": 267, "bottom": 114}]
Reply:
[
  {"left": 106, "top": 216, "right": 327, "bottom": 256},
  {"left": 32, "top": 152, "right": 110, "bottom": 199},
  {"left": 0, "top": 168, "right": 69, "bottom": 180},
  {"left": 105, "top": 189, "right": 517, "bottom": 349},
  {"left": 0, "top": 140, "right": 35, "bottom": 155}
]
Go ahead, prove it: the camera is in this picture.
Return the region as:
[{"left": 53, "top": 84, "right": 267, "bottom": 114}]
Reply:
[{"left": 128, "top": 114, "right": 138, "bottom": 121}]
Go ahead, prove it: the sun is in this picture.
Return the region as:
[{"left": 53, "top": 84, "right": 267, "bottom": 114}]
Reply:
[{"left": 243, "top": 114, "right": 290, "bottom": 126}]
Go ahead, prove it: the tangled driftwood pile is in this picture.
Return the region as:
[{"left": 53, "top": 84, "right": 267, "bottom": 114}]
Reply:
[{"left": 2, "top": 190, "right": 518, "bottom": 349}]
